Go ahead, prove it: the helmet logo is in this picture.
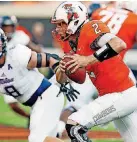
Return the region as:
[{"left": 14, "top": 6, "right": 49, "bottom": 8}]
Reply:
[
  {"left": 63, "top": 4, "right": 79, "bottom": 22},
  {"left": 73, "top": 12, "right": 79, "bottom": 19},
  {"left": 63, "top": 4, "right": 72, "bottom": 10}
]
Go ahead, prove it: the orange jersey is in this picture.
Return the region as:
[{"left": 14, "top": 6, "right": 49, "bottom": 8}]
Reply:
[
  {"left": 60, "top": 20, "right": 134, "bottom": 96},
  {"left": 92, "top": 8, "right": 137, "bottom": 58}
]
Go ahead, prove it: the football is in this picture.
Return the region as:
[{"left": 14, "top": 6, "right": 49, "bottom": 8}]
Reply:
[{"left": 62, "top": 56, "right": 86, "bottom": 84}]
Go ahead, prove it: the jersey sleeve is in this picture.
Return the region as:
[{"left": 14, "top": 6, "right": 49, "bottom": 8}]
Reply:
[
  {"left": 85, "top": 20, "right": 110, "bottom": 50},
  {"left": 14, "top": 44, "right": 31, "bottom": 68}
]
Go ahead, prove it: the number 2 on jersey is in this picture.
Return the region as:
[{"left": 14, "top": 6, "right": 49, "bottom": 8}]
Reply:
[{"left": 92, "top": 23, "right": 101, "bottom": 34}]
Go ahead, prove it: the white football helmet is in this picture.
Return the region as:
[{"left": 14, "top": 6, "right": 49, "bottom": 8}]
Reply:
[
  {"left": 51, "top": 1, "right": 88, "bottom": 40},
  {"left": 116, "top": 1, "right": 137, "bottom": 13}
]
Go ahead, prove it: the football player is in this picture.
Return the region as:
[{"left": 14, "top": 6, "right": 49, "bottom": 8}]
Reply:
[
  {"left": 52, "top": 2, "right": 137, "bottom": 142},
  {"left": 51, "top": 3, "right": 98, "bottom": 138},
  {"left": 0, "top": 16, "right": 44, "bottom": 123},
  {"left": 0, "top": 28, "right": 78, "bottom": 142},
  {"left": 91, "top": 1, "right": 137, "bottom": 58}
]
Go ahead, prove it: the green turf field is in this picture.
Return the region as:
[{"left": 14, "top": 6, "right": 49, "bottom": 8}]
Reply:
[
  {"left": 0, "top": 96, "right": 30, "bottom": 127},
  {"left": 0, "top": 96, "right": 116, "bottom": 129},
  {"left": 0, "top": 96, "right": 123, "bottom": 142}
]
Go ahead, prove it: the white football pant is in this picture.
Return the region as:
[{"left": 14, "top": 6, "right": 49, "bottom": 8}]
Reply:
[
  {"left": 28, "top": 85, "right": 64, "bottom": 142},
  {"left": 69, "top": 86, "right": 137, "bottom": 142}
]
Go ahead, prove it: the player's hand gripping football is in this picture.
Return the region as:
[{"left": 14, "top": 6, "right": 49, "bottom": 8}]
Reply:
[
  {"left": 64, "top": 54, "right": 88, "bottom": 73},
  {"left": 64, "top": 54, "right": 98, "bottom": 73}
]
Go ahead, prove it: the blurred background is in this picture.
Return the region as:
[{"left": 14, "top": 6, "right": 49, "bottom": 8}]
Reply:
[
  {"left": 0, "top": 1, "right": 137, "bottom": 142},
  {"left": 0, "top": 1, "right": 93, "bottom": 48}
]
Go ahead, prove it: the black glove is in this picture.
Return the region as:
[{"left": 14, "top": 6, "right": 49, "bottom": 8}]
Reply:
[
  {"left": 66, "top": 123, "right": 92, "bottom": 142},
  {"left": 57, "top": 82, "right": 80, "bottom": 102}
]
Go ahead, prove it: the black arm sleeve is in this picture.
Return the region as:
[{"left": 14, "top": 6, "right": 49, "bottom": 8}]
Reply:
[{"left": 93, "top": 43, "right": 118, "bottom": 62}]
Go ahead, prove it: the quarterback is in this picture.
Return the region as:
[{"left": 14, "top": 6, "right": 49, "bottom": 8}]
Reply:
[
  {"left": 52, "top": 2, "right": 98, "bottom": 137},
  {"left": 51, "top": 1, "right": 137, "bottom": 142}
]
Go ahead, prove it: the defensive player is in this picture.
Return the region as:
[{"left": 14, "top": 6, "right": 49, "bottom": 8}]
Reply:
[
  {"left": 0, "top": 16, "right": 44, "bottom": 122},
  {"left": 51, "top": 1, "right": 137, "bottom": 142},
  {"left": 0, "top": 16, "right": 81, "bottom": 136},
  {"left": 0, "top": 28, "right": 78, "bottom": 142}
]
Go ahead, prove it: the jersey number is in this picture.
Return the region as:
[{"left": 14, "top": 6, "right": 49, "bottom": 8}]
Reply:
[
  {"left": 92, "top": 23, "right": 101, "bottom": 34},
  {"left": 99, "top": 10, "right": 128, "bottom": 35},
  {"left": 5, "top": 85, "right": 22, "bottom": 98}
]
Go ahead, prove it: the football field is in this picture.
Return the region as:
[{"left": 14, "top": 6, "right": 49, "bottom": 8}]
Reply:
[{"left": 0, "top": 96, "right": 123, "bottom": 142}]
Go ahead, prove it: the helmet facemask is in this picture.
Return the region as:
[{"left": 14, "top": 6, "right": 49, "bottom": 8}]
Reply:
[{"left": 52, "top": 20, "right": 71, "bottom": 41}]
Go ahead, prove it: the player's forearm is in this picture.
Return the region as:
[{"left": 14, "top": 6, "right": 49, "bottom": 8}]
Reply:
[
  {"left": 88, "top": 37, "right": 127, "bottom": 64},
  {"left": 108, "top": 37, "right": 126, "bottom": 53},
  {"left": 27, "top": 52, "right": 60, "bottom": 70},
  {"left": 96, "top": 33, "right": 126, "bottom": 53}
]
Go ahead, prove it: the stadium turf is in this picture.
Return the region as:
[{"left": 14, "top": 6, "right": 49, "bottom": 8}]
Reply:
[
  {"left": 0, "top": 96, "right": 123, "bottom": 142},
  {"left": 0, "top": 96, "right": 30, "bottom": 127}
]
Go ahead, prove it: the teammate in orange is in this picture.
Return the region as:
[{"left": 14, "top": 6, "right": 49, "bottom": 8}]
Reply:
[
  {"left": 90, "top": 1, "right": 137, "bottom": 59},
  {"left": 49, "top": 1, "right": 137, "bottom": 142},
  {"left": 90, "top": 1, "right": 137, "bottom": 85}
]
